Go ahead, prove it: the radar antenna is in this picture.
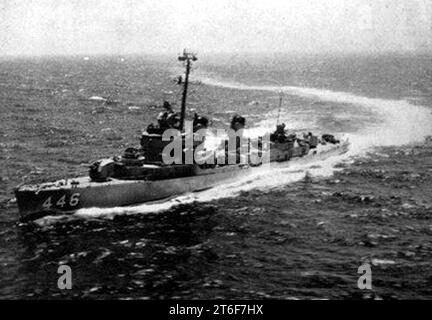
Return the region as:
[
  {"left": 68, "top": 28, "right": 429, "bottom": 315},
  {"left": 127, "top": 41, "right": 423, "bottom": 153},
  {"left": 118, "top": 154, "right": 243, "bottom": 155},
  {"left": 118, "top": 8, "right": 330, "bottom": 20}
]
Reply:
[{"left": 178, "top": 49, "right": 198, "bottom": 131}]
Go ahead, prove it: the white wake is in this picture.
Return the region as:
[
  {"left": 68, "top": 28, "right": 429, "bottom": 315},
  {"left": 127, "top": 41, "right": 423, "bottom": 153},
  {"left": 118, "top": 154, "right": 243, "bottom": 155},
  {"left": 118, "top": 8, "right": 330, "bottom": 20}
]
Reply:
[{"left": 198, "top": 76, "right": 432, "bottom": 154}]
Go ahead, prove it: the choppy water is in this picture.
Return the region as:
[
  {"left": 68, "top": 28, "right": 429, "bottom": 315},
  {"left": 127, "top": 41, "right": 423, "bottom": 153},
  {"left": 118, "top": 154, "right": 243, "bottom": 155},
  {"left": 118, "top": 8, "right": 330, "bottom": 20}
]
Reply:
[{"left": 0, "top": 53, "right": 431, "bottom": 299}]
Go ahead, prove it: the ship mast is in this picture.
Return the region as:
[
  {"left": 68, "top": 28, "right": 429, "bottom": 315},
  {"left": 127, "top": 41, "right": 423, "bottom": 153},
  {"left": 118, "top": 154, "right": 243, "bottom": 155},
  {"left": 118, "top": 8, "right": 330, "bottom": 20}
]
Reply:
[
  {"left": 276, "top": 90, "right": 283, "bottom": 126},
  {"left": 178, "top": 49, "right": 197, "bottom": 131}
]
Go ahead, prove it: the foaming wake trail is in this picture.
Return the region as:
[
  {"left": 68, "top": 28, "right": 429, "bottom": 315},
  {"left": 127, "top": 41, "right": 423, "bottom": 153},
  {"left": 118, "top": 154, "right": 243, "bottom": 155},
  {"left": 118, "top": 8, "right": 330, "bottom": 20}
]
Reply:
[
  {"left": 198, "top": 76, "right": 432, "bottom": 154},
  {"left": 37, "top": 77, "right": 431, "bottom": 223}
]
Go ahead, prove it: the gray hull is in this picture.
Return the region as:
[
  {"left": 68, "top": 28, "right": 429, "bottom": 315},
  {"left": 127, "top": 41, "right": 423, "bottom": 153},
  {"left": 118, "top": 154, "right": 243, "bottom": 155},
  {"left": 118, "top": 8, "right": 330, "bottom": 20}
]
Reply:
[
  {"left": 15, "top": 140, "right": 349, "bottom": 221},
  {"left": 15, "top": 165, "right": 251, "bottom": 221}
]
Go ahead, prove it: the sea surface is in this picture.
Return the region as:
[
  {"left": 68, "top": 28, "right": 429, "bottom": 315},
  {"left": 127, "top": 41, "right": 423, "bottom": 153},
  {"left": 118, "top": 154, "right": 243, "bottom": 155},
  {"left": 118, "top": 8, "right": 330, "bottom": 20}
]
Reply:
[{"left": 0, "top": 53, "right": 431, "bottom": 299}]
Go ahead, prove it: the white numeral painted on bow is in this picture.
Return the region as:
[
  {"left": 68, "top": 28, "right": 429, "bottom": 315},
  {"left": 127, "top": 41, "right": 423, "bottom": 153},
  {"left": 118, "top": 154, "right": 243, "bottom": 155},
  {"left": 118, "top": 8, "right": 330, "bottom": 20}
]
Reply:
[
  {"left": 69, "top": 193, "right": 80, "bottom": 207},
  {"left": 56, "top": 195, "right": 66, "bottom": 208},
  {"left": 42, "top": 196, "right": 52, "bottom": 209}
]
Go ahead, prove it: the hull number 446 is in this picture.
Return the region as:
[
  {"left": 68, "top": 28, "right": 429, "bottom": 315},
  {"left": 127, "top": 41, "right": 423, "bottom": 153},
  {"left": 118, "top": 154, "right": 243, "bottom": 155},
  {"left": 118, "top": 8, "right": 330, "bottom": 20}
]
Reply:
[{"left": 42, "top": 193, "right": 80, "bottom": 210}]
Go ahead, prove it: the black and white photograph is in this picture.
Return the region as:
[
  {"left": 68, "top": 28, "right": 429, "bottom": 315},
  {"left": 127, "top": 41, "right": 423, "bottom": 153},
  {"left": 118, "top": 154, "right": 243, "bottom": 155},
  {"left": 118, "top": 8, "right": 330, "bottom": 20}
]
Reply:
[{"left": 0, "top": 0, "right": 432, "bottom": 306}]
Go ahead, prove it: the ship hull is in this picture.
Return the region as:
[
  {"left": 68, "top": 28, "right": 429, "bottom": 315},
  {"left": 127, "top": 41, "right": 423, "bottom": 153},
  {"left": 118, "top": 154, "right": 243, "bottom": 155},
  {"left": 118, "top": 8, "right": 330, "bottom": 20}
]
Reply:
[
  {"left": 15, "top": 165, "right": 252, "bottom": 221},
  {"left": 15, "top": 140, "right": 349, "bottom": 222}
]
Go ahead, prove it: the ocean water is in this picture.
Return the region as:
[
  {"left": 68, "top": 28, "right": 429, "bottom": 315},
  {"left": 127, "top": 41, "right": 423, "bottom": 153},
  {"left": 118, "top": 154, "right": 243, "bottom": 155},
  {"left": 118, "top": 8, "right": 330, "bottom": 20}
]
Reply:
[{"left": 0, "top": 53, "right": 431, "bottom": 299}]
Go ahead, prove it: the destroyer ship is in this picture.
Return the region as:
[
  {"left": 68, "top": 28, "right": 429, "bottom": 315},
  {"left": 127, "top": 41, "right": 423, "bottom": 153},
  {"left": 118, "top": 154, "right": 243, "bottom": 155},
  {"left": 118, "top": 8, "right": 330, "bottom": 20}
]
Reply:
[{"left": 14, "top": 51, "right": 349, "bottom": 221}]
